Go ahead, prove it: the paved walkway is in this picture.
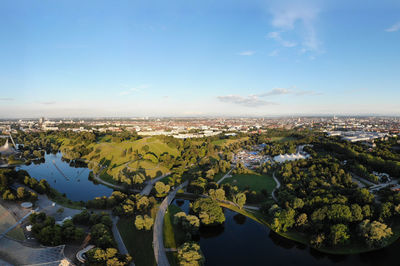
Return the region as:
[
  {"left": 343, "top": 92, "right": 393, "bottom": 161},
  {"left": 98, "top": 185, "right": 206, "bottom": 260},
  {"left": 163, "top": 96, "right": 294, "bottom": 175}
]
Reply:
[
  {"left": 92, "top": 174, "right": 141, "bottom": 193},
  {"left": 0, "top": 209, "right": 36, "bottom": 240},
  {"left": 11, "top": 184, "right": 81, "bottom": 220},
  {"left": 153, "top": 181, "right": 188, "bottom": 266},
  {"left": 271, "top": 172, "right": 280, "bottom": 202},
  {"left": 111, "top": 216, "right": 129, "bottom": 256},
  {"left": 216, "top": 168, "right": 234, "bottom": 185},
  {"left": 140, "top": 173, "right": 170, "bottom": 196}
]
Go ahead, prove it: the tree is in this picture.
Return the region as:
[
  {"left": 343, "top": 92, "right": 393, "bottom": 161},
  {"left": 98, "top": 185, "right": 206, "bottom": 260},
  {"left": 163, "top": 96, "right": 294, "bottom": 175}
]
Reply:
[
  {"left": 155, "top": 182, "right": 170, "bottom": 197},
  {"left": 192, "top": 198, "right": 225, "bottom": 226},
  {"left": 330, "top": 224, "right": 350, "bottom": 246},
  {"left": 174, "top": 212, "right": 200, "bottom": 235},
  {"left": 135, "top": 215, "right": 154, "bottom": 230},
  {"left": 233, "top": 192, "right": 246, "bottom": 209},
  {"left": 136, "top": 196, "right": 150, "bottom": 212},
  {"left": 350, "top": 204, "right": 363, "bottom": 222},
  {"left": 379, "top": 202, "right": 393, "bottom": 222},
  {"left": 296, "top": 213, "right": 308, "bottom": 227},
  {"left": 292, "top": 198, "right": 304, "bottom": 209},
  {"left": 208, "top": 189, "right": 226, "bottom": 201},
  {"left": 177, "top": 242, "right": 204, "bottom": 266},
  {"left": 17, "top": 187, "right": 26, "bottom": 199},
  {"left": 359, "top": 219, "right": 393, "bottom": 247},
  {"left": 271, "top": 208, "right": 295, "bottom": 232},
  {"left": 310, "top": 233, "right": 325, "bottom": 248}
]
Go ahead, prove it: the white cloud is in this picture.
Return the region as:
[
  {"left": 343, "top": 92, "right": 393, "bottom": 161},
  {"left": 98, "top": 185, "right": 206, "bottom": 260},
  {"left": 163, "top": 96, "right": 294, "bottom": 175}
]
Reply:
[
  {"left": 260, "top": 87, "right": 292, "bottom": 96},
  {"left": 119, "top": 84, "right": 150, "bottom": 96},
  {"left": 259, "top": 87, "right": 321, "bottom": 97},
  {"left": 268, "top": 2, "right": 322, "bottom": 55},
  {"left": 268, "top": 49, "right": 279, "bottom": 57},
  {"left": 267, "top": 31, "right": 297, "bottom": 47},
  {"left": 217, "top": 95, "right": 276, "bottom": 107},
  {"left": 238, "top": 50, "right": 256, "bottom": 56},
  {"left": 385, "top": 22, "right": 400, "bottom": 32}
]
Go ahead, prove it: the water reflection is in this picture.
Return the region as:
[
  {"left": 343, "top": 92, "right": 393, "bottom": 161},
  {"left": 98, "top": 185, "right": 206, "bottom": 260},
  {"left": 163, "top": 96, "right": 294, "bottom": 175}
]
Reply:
[
  {"left": 18, "top": 152, "right": 114, "bottom": 201},
  {"left": 172, "top": 199, "right": 400, "bottom": 266}
]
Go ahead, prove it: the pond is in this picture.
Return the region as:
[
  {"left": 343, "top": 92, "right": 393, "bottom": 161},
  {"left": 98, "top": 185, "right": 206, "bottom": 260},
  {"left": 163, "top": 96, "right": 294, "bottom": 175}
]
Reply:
[
  {"left": 173, "top": 199, "right": 400, "bottom": 266},
  {"left": 18, "top": 152, "right": 114, "bottom": 201}
]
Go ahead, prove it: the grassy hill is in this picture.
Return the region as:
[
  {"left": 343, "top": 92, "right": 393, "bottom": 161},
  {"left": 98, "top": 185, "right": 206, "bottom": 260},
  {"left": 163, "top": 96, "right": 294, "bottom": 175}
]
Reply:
[{"left": 83, "top": 137, "right": 179, "bottom": 180}]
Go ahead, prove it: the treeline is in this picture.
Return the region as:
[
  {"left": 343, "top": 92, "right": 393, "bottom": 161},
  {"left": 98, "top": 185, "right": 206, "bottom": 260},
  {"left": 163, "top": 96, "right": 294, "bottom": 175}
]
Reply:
[
  {"left": 267, "top": 157, "right": 400, "bottom": 249},
  {"left": 318, "top": 141, "right": 400, "bottom": 177}
]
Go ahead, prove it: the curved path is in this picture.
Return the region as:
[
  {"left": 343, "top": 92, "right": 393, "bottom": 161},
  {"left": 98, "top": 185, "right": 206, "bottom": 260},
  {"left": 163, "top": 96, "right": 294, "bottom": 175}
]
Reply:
[
  {"left": 271, "top": 172, "right": 281, "bottom": 202},
  {"left": 153, "top": 181, "right": 188, "bottom": 266},
  {"left": 140, "top": 173, "right": 171, "bottom": 196}
]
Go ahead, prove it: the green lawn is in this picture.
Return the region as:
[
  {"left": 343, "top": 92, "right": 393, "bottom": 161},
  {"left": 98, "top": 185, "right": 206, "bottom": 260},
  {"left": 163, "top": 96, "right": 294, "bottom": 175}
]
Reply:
[
  {"left": 220, "top": 173, "right": 276, "bottom": 193},
  {"left": 163, "top": 205, "right": 186, "bottom": 249},
  {"left": 0, "top": 204, "right": 25, "bottom": 241},
  {"left": 80, "top": 137, "right": 176, "bottom": 181},
  {"left": 213, "top": 172, "right": 225, "bottom": 182},
  {"left": 117, "top": 218, "right": 156, "bottom": 266},
  {"left": 164, "top": 204, "right": 188, "bottom": 266}
]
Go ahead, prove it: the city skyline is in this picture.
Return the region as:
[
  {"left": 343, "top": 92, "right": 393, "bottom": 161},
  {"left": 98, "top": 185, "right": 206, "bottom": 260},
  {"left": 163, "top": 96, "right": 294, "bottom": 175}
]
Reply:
[{"left": 1, "top": 0, "right": 400, "bottom": 118}]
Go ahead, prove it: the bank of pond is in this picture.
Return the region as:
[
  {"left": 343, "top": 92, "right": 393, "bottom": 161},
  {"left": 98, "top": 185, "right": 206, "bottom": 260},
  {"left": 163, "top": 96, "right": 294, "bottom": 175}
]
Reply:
[
  {"left": 173, "top": 199, "right": 400, "bottom": 266},
  {"left": 16, "top": 152, "right": 400, "bottom": 266}
]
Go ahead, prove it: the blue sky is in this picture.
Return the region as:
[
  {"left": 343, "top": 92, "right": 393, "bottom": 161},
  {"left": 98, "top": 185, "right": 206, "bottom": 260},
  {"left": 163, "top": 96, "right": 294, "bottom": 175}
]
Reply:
[{"left": 0, "top": 0, "right": 399, "bottom": 118}]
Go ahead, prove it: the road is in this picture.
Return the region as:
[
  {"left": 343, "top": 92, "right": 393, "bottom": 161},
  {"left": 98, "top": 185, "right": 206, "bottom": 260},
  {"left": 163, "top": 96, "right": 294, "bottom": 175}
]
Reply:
[
  {"left": 216, "top": 168, "right": 234, "bottom": 185},
  {"left": 271, "top": 172, "right": 281, "bottom": 202},
  {"left": 153, "top": 181, "right": 188, "bottom": 266}
]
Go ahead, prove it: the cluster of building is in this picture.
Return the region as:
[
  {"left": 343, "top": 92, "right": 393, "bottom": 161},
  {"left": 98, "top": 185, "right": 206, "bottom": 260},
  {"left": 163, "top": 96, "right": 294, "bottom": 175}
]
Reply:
[
  {"left": 0, "top": 116, "right": 399, "bottom": 139},
  {"left": 327, "top": 131, "right": 389, "bottom": 143},
  {"left": 233, "top": 149, "right": 268, "bottom": 169}
]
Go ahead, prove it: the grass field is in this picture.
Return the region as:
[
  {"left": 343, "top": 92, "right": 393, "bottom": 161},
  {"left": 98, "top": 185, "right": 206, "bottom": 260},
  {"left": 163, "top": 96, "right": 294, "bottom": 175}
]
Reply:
[
  {"left": 117, "top": 218, "right": 156, "bottom": 266},
  {"left": 0, "top": 204, "right": 25, "bottom": 241},
  {"left": 85, "top": 137, "right": 177, "bottom": 180},
  {"left": 220, "top": 173, "right": 276, "bottom": 193},
  {"left": 117, "top": 203, "right": 159, "bottom": 266},
  {"left": 213, "top": 172, "right": 225, "bottom": 183},
  {"left": 164, "top": 205, "right": 186, "bottom": 249},
  {"left": 164, "top": 204, "right": 187, "bottom": 266}
]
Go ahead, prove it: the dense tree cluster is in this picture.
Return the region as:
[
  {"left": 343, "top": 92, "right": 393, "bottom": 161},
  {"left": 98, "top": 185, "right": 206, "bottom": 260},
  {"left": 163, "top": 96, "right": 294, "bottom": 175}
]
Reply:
[
  {"left": 30, "top": 212, "right": 84, "bottom": 246},
  {"left": 191, "top": 198, "right": 225, "bottom": 226},
  {"left": 268, "top": 152, "right": 399, "bottom": 248},
  {"left": 177, "top": 242, "right": 204, "bottom": 266}
]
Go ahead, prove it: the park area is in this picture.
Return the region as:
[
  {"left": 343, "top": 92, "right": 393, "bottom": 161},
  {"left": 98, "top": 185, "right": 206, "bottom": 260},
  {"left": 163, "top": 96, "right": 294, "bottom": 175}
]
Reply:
[
  {"left": 0, "top": 204, "right": 25, "bottom": 241},
  {"left": 220, "top": 173, "right": 276, "bottom": 194}
]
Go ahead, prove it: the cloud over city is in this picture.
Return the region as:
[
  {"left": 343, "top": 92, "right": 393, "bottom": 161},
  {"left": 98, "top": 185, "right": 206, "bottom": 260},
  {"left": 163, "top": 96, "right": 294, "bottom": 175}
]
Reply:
[
  {"left": 217, "top": 95, "right": 276, "bottom": 107},
  {"left": 267, "top": 1, "right": 322, "bottom": 55},
  {"left": 217, "top": 87, "right": 321, "bottom": 107}
]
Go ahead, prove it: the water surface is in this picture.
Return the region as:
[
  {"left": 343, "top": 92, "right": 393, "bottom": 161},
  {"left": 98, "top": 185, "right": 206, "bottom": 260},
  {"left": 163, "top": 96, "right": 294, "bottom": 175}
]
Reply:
[
  {"left": 173, "top": 199, "right": 400, "bottom": 266},
  {"left": 19, "top": 152, "right": 113, "bottom": 201}
]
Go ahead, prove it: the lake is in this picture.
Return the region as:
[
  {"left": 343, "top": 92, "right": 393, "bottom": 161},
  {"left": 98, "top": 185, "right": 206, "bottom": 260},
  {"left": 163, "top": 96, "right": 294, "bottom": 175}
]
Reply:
[
  {"left": 18, "top": 152, "right": 114, "bottom": 201},
  {"left": 173, "top": 199, "right": 400, "bottom": 266}
]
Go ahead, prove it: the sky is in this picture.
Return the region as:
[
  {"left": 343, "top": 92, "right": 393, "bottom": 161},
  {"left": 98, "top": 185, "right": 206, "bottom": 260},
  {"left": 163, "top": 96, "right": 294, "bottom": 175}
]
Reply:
[{"left": 0, "top": 0, "right": 400, "bottom": 118}]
